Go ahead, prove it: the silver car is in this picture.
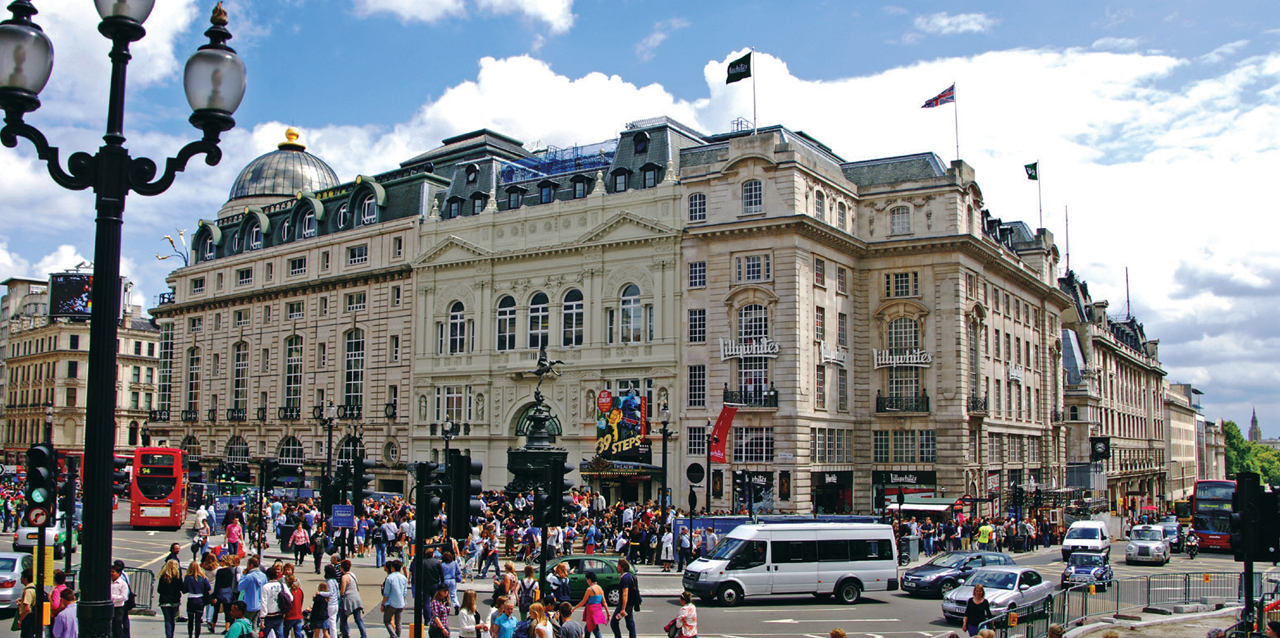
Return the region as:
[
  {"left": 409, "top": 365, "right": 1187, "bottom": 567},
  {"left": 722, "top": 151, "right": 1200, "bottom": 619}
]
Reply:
[
  {"left": 941, "top": 566, "right": 1056, "bottom": 624},
  {"left": 0, "top": 552, "right": 34, "bottom": 615},
  {"left": 1126, "top": 525, "right": 1170, "bottom": 566}
]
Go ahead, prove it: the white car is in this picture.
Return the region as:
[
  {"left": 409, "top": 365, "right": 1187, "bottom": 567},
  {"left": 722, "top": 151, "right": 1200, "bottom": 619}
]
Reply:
[
  {"left": 1126, "top": 525, "right": 1170, "bottom": 565},
  {"left": 942, "top": 566, "right": 1056, "bottom": 624}
]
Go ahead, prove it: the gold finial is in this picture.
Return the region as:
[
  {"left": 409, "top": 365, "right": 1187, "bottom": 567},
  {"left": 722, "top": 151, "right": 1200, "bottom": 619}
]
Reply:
[
  {"left": 278, "top": 127, "right": 306, "bottom": 151},
  {"left": 285, "top": 127, "right": 300, "bottom": 143},
  {"left": 211, "top": 2, "right": 228, "bottom": 27}
]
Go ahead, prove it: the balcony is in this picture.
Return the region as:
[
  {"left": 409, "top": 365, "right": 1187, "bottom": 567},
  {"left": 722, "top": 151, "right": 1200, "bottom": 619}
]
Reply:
[
  {"left": 256, "top": 407, "right": 267, "bottom": 421},
  {"left": 148, "top": 409, "right": 171, "bottom": 422},
  {"left": 384, "top": 402, "right": 397, "bottom": 419},
  {"left": 181, "top": 410, "right": 199, "bottom": 422},
  {"left": 226, "top": 408, "right": 247, "bottom": 422},
  {"left": 967, "top": 394, "right": 988, "bottom": 414},
  {"left": 278, "top": 406, "right": 301, "bottom": 421},
  {"left": 158, "top": 292, "right": 175, "bottom": 305},
  {"left": 723, "top": 384, "right": 779, "bottom": 408},
  {"left": 336, "top": 403, "right": 362, "bottom": 420},
  {"left": 312, "top": 405, "right": 326, "bottom": 419},
  {"left": 206, "top": 409, "right": 218, "bottom": 423},
  {"left": 876, "top": 391, "right": 930, "bottom": 414}
]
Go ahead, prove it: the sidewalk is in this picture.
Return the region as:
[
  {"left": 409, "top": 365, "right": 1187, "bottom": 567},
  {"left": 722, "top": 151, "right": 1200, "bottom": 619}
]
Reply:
[{"left": 1067, "top": 607, "right": 1241, "bottom": 638}]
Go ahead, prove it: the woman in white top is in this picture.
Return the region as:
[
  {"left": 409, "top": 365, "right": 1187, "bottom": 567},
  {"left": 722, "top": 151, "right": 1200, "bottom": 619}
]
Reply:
[
  {"left": 528, "top": 603, "right": 553, "bottom": 638},
  {"left": 675, "top": 592, "right": 697, "bottom": 638},
  {"left": 457, "top": 590, "right": 488, "bottom": 638},
  {"left": 660, "top": 528, "right": 675, "bottom": 572}
]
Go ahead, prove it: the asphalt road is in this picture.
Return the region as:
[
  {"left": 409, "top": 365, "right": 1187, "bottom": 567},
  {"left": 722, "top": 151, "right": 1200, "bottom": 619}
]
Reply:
[{"left": 56, "top": 510, "right": 1255, "bottom": 638}]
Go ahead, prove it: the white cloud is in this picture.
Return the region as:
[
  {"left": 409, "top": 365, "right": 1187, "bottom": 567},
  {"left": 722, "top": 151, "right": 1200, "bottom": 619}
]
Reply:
[
  {"left": 635, "top": 18, "right": 690, "bottom": 62},
  {"left": 1092, "top": 37, "right": 1140, "bottom": 51},
  {"left": 913, "top": 12, "right": 999, "bottom": 35},
  {"left": 1200, "top": 39, "right": 1249, "bottom": 64},
  {"left": 354, "top": 0, "right": 574, "bottom": 33}
]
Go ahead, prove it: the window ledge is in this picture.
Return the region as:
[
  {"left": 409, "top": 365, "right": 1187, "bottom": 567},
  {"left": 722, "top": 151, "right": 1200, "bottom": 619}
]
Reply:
[
  {"left": 886, "top": 232, "right": 916, "bottom": 239},
  {"left": 738, "top": 211, "right": 767, "bottom": 219}
]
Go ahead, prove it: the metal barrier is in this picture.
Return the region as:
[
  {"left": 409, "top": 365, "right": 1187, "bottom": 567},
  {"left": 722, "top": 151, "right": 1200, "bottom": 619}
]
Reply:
[
  {"left": 979, "top": 572, "right": 1279, "bottom": 638},
  {"left": 65, "top": 567, "right": 158, "bottom": 613}
]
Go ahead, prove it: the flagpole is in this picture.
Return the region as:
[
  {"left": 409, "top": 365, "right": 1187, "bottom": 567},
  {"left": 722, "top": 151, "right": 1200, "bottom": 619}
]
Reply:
[
  {"left": 1064, "top": 205, "right": 1070, "bottom": 272},
  {"left": 752, "top": 47, "right": 758, "bottom": 136},
  {"left": 1037, "top": 159, "right": 1043, "bottom": 229},
  {"left": 952, "top": 81, "right": 960, "bottom": 161}
]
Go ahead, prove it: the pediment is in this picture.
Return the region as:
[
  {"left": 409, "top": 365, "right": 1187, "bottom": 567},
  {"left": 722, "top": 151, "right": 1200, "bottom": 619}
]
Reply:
[
  {"left": 575, "top": 210, "right": 675, "bottom": 245},
  {"left": 415, "top": 235, "right": 492, "bottom": 266}
]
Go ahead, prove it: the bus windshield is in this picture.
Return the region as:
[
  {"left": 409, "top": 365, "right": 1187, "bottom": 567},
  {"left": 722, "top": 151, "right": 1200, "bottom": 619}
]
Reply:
[
  {"left": 1194, "top": 513, "right": 1231, "bottom": 534},
  {"left": 1196, "top": 484, "right": 1234, "bottom": 501}
]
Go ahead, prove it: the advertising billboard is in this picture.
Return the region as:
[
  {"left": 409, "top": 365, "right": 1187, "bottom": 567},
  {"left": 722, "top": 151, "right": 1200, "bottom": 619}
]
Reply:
[
  {"left": 48, "top": 273, "right": 93, "bottom": 319},
  {"left": 594, "top": 389, "right": 651, "bottom": 463}
]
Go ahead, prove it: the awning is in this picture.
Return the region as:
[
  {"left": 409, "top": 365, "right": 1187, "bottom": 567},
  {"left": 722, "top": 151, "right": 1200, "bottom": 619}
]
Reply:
[
  {"left": 579, "top": 459, "right": 661, "bottom": 478},
  {"left": 887, "top": 502, "right": 953, "bottom": 513}
]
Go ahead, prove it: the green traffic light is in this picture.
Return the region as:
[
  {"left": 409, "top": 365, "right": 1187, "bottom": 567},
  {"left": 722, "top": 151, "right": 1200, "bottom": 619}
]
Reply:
[{"left": 31, "top": 487, "right": 49, "bottom": 504}]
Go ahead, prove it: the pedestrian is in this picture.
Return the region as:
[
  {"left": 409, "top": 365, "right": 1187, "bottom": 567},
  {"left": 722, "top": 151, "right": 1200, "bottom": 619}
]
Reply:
[
  {"left": 240, "top": 556, "right": 268, "bottom": 629},
  {"left": 609, "top": 558, "right": 636, "bottom": 638},
  {"left": 829, "top": 630, "right": 845, "bottom": 638},
  {"left": 529, "top": 602, "right": 552, "bottom": 638},
  {"left": 1047, "top": 625, "right": 1065, "bottom": 638},
  {"left": 380, "top": 560, "right": 408, "bottom": 638},
  {"left": 158, "top": 560, "right": 185, "bottom": 638},
  {"left": 52, "top": 588, "right": 78, "bottom": 638},
  {"left": 517, "top": 564, "right": 540, "bottom": 618},
  {"left": 291, "top": 524, "right": 311, "bottom": 565},
  {"left": 457, "top": 591, "right": 489, "bottom": 638},
  {"left": 962, "top": 584, "right": 992, "bottom": 638},
  {"left": 548, "top": 562, "right": 572, "bottom": 605},
  {"left": 309, "top": 583, "right": 331, "bottom": 638},
  {"left": 572, "top": 572, "right": 607, "bottom": 638},
  {"left": 428, "top": 586, "right": 451, "bottom": 638},
  {"left": 17, "top": 569, "right": 37, "bottom": 638},
  {"left": 323, "top": 565, "right": 341, "bottom": 638},
  {"left": 226, "top": 518, "right": 243, "bottom": 555},
  {"left": 110, "top": 564, "right": 130, "bottom": 638},
  {"left": 491, "top": 599, "right": 517, "bottom": 638},
  {"left": 166, "top": 543, "right": 183, "bottom": 565},
  {"left": 183, "top": 561, "right": 212, "bottom": 638},
  {"left": 673, "top": 592, "right": 697, "bottom": 638},
  {"left": 677, "top": 528, "right": 691, "bottom": 571},
  {"left": 225, "top": 602, "right": 255, "bottom": 638},
  {"left": 442, "top": 550, "right": 461, "bottom": 612},
  {"left": 556, "top": 602, "right": 584, "bottom": 638},
  {"left": 51, "top": 570, "right": 70, "bottom": 616},
  {"left": 284, "top": 576, "right": 306, "bottom": 638},
  {"left": 261, "top": 567, "right": 294, "bottom": 638},
  {"left": 312, "top": 522, "right": 327, "bottom": 574},
  {"left": 338, "top": 560, "right": 368, "bottom": 638}
]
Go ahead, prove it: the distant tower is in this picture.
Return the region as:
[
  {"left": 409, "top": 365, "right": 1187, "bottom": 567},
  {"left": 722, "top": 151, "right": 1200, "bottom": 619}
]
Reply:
[{"left": 1249, "top": 408, "right": 1262, "bottom": 442}]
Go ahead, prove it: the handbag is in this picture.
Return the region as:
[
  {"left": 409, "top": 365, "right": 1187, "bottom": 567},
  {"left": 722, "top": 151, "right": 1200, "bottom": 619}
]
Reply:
[{"left": 664, "top": 619, "right": 679, "bottom": 638}]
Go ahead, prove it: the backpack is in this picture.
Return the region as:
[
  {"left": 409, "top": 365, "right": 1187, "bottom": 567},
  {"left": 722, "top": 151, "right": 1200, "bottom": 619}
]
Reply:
[
  {"left": 517, "top": 579, "right": 536, "bottom": 612},
  {"left": 275, "top": 583, "right": 292, "bottom": 616},
  {"left": 373, "top": 527, "right": 385, "bottom": 544},
  {"left": 513, "top": 620, "right": 531, "bottom": 638},
  {"left": 626, "top": 573, "right": 641, "bottom": 610}
]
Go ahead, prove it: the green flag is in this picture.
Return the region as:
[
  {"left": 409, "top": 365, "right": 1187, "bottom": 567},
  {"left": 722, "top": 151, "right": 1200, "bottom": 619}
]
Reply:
[
  {"left": 1024, "top": 162, "right": 1039, "bottom": 180},
  {"left": 726, "top": 52, "right": 752, "bottom": 84}
]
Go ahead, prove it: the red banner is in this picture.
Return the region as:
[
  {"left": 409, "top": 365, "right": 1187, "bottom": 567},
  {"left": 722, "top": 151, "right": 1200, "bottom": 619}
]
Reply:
[{"left": 708, "top": 406, "right": 738, "bottom": 464}]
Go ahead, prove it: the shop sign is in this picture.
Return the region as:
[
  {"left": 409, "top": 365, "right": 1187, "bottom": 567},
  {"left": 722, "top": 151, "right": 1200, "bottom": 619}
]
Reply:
[
  {"left": 719, "top": 337, "right": 781, "bottom": 361},
  {"left": 820, "top": 341, "right": 847, "bottom": 366},
  {"left": 986, "top": 471, "right": 1001, "bottom": 492},
  {"left": 872, "top": 470, "right": 937, "bottom": 486},
  {"left": 873, "top": 348, "right": 933, "bottom": 369},
  {"left": 1008, "top": 365, "right": 1025, "bottom": 382}
]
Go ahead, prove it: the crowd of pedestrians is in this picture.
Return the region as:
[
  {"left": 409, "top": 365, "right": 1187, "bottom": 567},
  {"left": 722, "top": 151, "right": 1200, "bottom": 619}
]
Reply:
[{"left": 892, "top": 515, "right": 1060, "bottom": 557}]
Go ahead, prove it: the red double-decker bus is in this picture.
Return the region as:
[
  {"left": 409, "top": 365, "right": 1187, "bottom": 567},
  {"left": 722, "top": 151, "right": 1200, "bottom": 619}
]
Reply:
[
  {"left": 1191, "top": 479, "right": 1234, "bottom": 550},
  {"left": 128, "top": 447, "right": 188, "bottom": 529}
]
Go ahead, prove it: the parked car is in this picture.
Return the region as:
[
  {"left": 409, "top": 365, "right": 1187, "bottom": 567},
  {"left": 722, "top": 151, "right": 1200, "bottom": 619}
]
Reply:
[
  {"left": 0, "top": 552, "right": 34, "bottom": 617},
  {"left": 1061, "top": 521, "right": 1110, "bottom": 561},
  {"left": 1126, "top": 525, "right": 1170, "bottom": 565},
  {"left": 540, "top": 555, "right": 622, "bottom": 607},
  {"left": 1059, "top": 551, "right": 1113, "bottom": 590},
  {"left": 941, "top": 567, "right": 1055, "bottom": 624},
  {"left": 901, "top": 551, "right": 1015, "bottom": 597}
]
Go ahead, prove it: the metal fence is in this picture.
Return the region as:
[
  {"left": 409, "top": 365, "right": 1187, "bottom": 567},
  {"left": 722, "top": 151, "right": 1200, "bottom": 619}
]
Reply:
[
  {"left": 980, "top": 572, "right": 1279, "bottom": 638},
  {"left": 66, "top": 567, "right": 158, "bottom": 613}
]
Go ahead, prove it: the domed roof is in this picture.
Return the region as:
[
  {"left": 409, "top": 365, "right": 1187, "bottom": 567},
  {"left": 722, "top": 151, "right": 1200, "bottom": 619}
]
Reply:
[{"left": 228, "top": 128, "right": 340, "bottom": 200}]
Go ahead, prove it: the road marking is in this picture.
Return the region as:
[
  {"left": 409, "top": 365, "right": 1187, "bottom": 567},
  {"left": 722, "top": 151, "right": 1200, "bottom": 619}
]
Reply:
[
  {"left": 148, "top": 531, "right": 157, "bottom": 536},
  {"left": 761, "top": 619, "right": 900, "bottom": 624},
  {"left": 137, "top": 548, "right": 175, "bottom": 570}
]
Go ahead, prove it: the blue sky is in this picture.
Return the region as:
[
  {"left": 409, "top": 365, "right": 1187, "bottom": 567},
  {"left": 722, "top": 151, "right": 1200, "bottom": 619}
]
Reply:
[{"left": 2, "top": 0, "right": 1279, "bottom": 433}]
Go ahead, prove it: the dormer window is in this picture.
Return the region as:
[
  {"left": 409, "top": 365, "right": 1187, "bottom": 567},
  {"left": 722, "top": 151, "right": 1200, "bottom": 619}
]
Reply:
[
  {"left": 202, "top": 238, "right": 214, "bottom": 260},
  {"left": 471, "top": 196, "right": 485, "bottom": 216},
  {"left": 634, "top": 133, "right": 649, "bottom": 154},
  {"left": 280, "top": 217, "right": 292, "bottom": 242},
  {"left": 642, "top": 167, "right": 658, "bottom": 188},
  {"left": 359, "top": 194, "right": 377, "bottom": 225},
  {"left": 447, "top": 199, "right": 461, "bottom": 219},
  {"left": 247, "top": 222, "right": 262, "bottom": 250},
  {"left": 613, "top": 172, "right": 627, "bottom": 192},
  {"left": 303, "top": 211, "right": 317, "bottom": 238},
  {"left": 507, "top": 190, "right": 522, "bottom": 209},
  {"left": 540, "top": 185, "right": 555, "bottom": 204},
  {"left": 229, "top": 230, "right": 241, "bottom": 253},
  {"left": 336, "top": 204, "right": 351, "bottom": 228},
  {"left": 465, "top": 165, "right": 478, "bottom": 183},
  {"left": 573, "top": 179, "right": 587, "bottom": 199}
]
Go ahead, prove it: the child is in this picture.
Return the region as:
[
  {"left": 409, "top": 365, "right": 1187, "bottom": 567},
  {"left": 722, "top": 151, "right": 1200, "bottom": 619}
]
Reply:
[{"left": 310, "top": 582, "right": 331, "bottom": 638}]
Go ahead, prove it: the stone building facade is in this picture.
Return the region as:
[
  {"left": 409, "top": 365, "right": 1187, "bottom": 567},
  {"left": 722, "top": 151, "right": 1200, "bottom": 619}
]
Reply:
[{"left": 1164, "top": 382, "right": 1201, "bottom": 502}]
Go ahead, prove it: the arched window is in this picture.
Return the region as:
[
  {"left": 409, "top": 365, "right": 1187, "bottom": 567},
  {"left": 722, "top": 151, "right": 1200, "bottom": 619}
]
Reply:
[
  {"left": 202, "top": 237, "right": 215, "bottom": 261},
  {"left": 1070, "top": 405, "right": 1079, "bottom": 421},
  {"left": 185, "top": 347, "right": 201, "bottom": 412},
  {"left": 232, "top": 342, "right": 249, "bottom": 410},
  {"left": 284, "top": 336, "right": 303, "bottom": 408},
  {"left": 890, "top": 206, "right": 911, "bottom": 234},
  {"left": 360, "top": 194, "right": 377, "bottom": 225},
  {"left": 887, "top": 317, "right": 921, "bottom": 397},
  {"left": 742, "top": 180, "right": 763, "bottom": 215},
  {"left": 336, "top": 204, "right": 351, "bottom": 228},
  {"left": 620, "top": 285, "right": 641, "bottom": 344},
  {"left": 247, "top": 222, "right": 262, "bottom": 250},
  {"left": 344, "top": 329, "right": 365, "bottom": 408},
  {"left": 634, "top": 133, "right": 649, "bottom": 154},
  {"left": 448, "top": 302, "right": 467, "bottom": 354},
  {"left": 528, "top": 293, "right": 549, "bottom": 349},
  {"left": 226, "top": 436, "right": 249, "bottom": 464},
  {"left": 229, "top": 230, "right": 241, "bottom": 253},
  {"left": 814, "top": 191, "right": 825, "bottom": 221},
  {"left": 562, "top": 289, "right": 584, "bottom": 347},
  {"left": 738, "top": 304, "right": 770, "bottom": 393},
  {"left": 278, "top": 436, "right": 304, "bottom": 466},
  {"left": 688, "top": 193, "right": 706, "bottom": 222},
  {"left": 338, "top": 436, "right": 364, "bottom": 465},
  {"left": 302, "top": 211, "right": 317, "bottom": 238},
  {"left": 180, "top": 435, "right": 201, "bottom": 457},
  {"left": 837, "top": 202, "right": 847, "bottom": 229},
  {"left": 496, "top": 296, "right": 516, "bottom": 352},
  {"left": 128, "top": 421, "right": 139, "bottom": 446}
]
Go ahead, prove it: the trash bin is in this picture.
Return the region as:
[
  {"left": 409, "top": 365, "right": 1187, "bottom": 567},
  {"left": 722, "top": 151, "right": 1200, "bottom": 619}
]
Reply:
[{"left": 904, "top": 535, "right": 920, "bottom": 562}]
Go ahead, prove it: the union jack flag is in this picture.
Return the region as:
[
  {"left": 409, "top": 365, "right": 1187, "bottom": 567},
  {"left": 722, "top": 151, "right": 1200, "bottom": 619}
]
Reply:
[{"left": 921, "top": 84, "right": 956, "bottom": 108}]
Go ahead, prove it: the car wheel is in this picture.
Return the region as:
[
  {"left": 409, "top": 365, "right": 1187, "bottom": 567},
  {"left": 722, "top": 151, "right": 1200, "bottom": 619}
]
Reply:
[
  {"left": 717, "top": 583, "right": 743, "bottom": 607},
  {"left": 604, "top": 586, "right": 622, "bottom": 608},
  {"left": 836, "top": 580, "right": 862, "bottom": 605},
  {"left": 940, "top": 580, "right": 958, "bottom": 596}
]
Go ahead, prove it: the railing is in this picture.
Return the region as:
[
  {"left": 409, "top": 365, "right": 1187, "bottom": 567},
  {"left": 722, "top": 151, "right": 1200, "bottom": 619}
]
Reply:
[
  {"left": 968, "top": 394, "right": 988, "bottom": 413},
  {"left": 226, "top": 408, "right": 247, "bottom": 422},
  {"left": 876, "top": 392, "right": 930, "bottom": 413},
  {"left": 206, "top": 408, "right": 218, "bottom": 423},
  {"left": 384, "top": 402, "right": 397, "bottom": 419},
  {"left": 256, "top": 407, "right": 267, "bottom": 421},
  {"left": 157, "top": 291, "right": 175, "bottom": 305},
  {"left": 313, "top": 405, "right": 325, "bottom": 419},
  {"left": 278, "top": 406, "right": 301, "bottom": 421},
  {"left": 336, "top": 403, "right": 362, "bottom": 419},
  {"left": 181, "top": 410, "right": 199, "bottom": 422},
  {"left": 148, "top": 409, "right": 170, "bottom": 422},
  {"left": 67, "top": 567, "right": 156, "bottom": 612},
  {"left": 723, "top": 384, "right": 779, "bottom": 408}
]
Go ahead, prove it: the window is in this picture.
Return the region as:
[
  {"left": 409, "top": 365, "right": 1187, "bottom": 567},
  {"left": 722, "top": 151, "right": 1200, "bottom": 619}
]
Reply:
[
  {"left": 573, "top": 180, "right": 587, "bottom": 199},
  {"left": 229, "top": 230, "right": 240, "bottom": 253},
  {"left": 67, "top": 361, "right": 78, "bottom": 378},
  {"left": 344, "top": 330, "right": 364, "bottom": 407},
  {"left": 507, "top": 191, "right": 522, "bottom": 209},
  {"left": 247, "top": 223, "right": 262, "bottom": 250},
  {"left": 738, "top": 304, "right": 770, "bottom": 393},
  {"left": 321, "top": 251, "right": 330, "bottom": 270},
  {"left": 642, "top": 167, "right": 657, "bottom": 188},
  {"left": 390, "top": 334, "right": 400, "bottom": 362},
  {"left": 448, "top": 302, "right": 467, "bottom": 354},
  {"left": 528, "top": 293, "right": 550, "bottom": 349},
  {"left": 687, "top": 425, "right": 707, "bottom": 457},
  {"left": 733, "top": 427, "right": 774, "bottom": 463},
  {"left": 191, "top": 277, "right": 205, "bottom": 294},
  {"left": 688, "top": 309, "right": 706, "bottom": 343},
  {"left": 202, "top": 237, "right": 214, "bottom": 260},
  {"left": 391, "top": 285, "right": 402, "bottom": 306},
  {"left": 689, "top": 365, "right": 706, "bottom": 407},
  {"left": 836, "top": 267, "right": 847, "bottom": 295},
  {"left": 336, "top": 204, "right": 351, "bottom": 228},
  {"left": 689, "top": 262, "right": 706, "bottom": 288},
  {"left": 393, "top": 236, "right": 403, "bottom": 258},
  {"left": 736, "top": 254, "right": 771, "bottom": 282},
  {"left": 442, "top": 386, "right": 465, "bottom": 423},
  {"left": 607, "top": 309, "right": 615, "bottom": 344},
  {"left": 496, "top": 296, "right": 516, "bottom": 351},
  {"left": 815, "top": 306, "right": 826, "bottom": 340},
  {"left": 620, "top": 285, "right": 642, "bottom": 344},
  {"left": 814, "top": 258, "right": 826, "bottom": 286},
  {"left": 893, "top": 430, "right": 916, "bottom": 463},
  {"left": 887, "top": 317, "right": 921, "bottom": 397},
  {"left": 132, "top": 366, "right": 142, "bottom": 383},
  {"left": 994, "top": 329, "right": 1002, "bottom": 360},
  {"left": 837, "top": 202, "right": 847, "bottom": 229},
  {"left": 345, "top": 292, "right": 366, "bottom": 312},
  {"left": 359, "top": 195, "right": 377, "bottom": 224},
  {"left": 287, "top": 302, "right": 303, "bottom": 320},
  {"left": 280, "top": 216, "right": 292, "bottom": 242},
  {"left": 837, "top": 369, "right": 848, "bottom": 411},
  {"left": 214, "top": 314, "right": 222, "bottom": 330},
  {"left": 472, "top": 197, "right": 484, "bottom": 216},
  {"left": 742, "top": 180, "right": 763, "bottom": 214},
  {"left": 562, "top": 290, "right": 584, "bottom": 347},
  {"left": 319, "top": 343, "right": 327, "bottom": 368},
  {"left": 320, "top": 297, "right": 329, "bottom": 315},
  {"left": 348, "top": 245, "right": 368, "bottom": 265},
  {"left": 540, "top": 185, "right": 554, "bottom": 204},
  {"left": 289, "top": 257, "right": 306, "bottom": 276},
  {"left": 70, "top": 335, "right": 79, "bottom": 349},
  {"left": 237, "top": 268, "right": 252, "bottom": 286},
  {"left": 920, "top": 430, "right": 937, "bottom": 463},
  {"left": 234, "top": 310, "right": 249, "bottom": 326},
  {"left": 189, "top": 317, "right": 203, "bottom": 333},
  {"left": 814, "top": 190, "right": 826, "bottom": 221},
  {"left": 812, "top": 428, "right": 853, "bottom": 464},
  {"left": 65, "top": 387, "right": 77, "bottom": 408},
  {"left": 446, "top": 200, "right": 461, "bottom": 218},
  {"left": 613, "top": 172, "right": 627, "bottom": 192},
  {"left": 688, "top": 193, "right": 706, "bottom": 222},
  {"left": 185, "top": 348, "right": 200, "bottom": 412},
  {"left": 303, "top": 211, "right": 317, "bottom": 238},
  {"left": 872, "top": 431, "right": 890, "bottom": 463},
  {"left": 284, "top": 337, "right": 302, "bottom": 408},
  {"left": 885, "top": 272, "right": 919, "bottom": 297},
  {"left": 890, "top": 206, "right": 911, "bottom": 234},
  {"left": 231, "top": 343, "right": 248, "bottom": 410},
  {"left": 815, "top": 365, "right": 826, "bottom": 409},
  {"left": 837, "top": 313, "right": 848, "bottom": 348},
  {"left": 634, "top": 134, "right": 648, "bottom": 153}
]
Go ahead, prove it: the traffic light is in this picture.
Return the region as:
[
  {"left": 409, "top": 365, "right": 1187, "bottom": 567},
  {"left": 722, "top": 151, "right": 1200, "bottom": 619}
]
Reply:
[
  {"left": 532, "top": 489, "right": 547, "bottom": 527},
  {"left": 874, "top": 485, "right": 886, "bottom": 512},
  {"left": 1034, "top": 489, "right": 1044, "bottom": 509},
  {"left": 58, "top": 465, "right": 76, "bottom": 512},
  {"left": 261, "top": 459, "right": 281, "bottom": 491},
  {"left": 1254, "top": 490, "right": 1280, "bottom": 562},
  {"left": 544, "top": 460, "right": 573, "bottom": 528},
  {"left": 25, "top": 443, "right": 57, "bottom": 525},
  {"left": 448, "top": 453, "right": 484, "bottom": 541},
  {"left": 111, "top": 454, "right": 130, "bottom": 497},
  {"left": 733, "top": 470, "right": 753, "bottom": 512},
  {"left": 415, "top": 461, "right": 444, "bottom": 537},
  {"left": 353, "top": 452, "right": 376, "bottom": 515}
]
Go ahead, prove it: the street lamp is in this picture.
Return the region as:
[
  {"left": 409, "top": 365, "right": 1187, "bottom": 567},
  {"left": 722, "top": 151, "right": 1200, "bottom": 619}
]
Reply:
[
  {"left": 322, "top": 400, "right": 338, "bottom": 514},
  {"left": 439, "top": 420, "right": 462, "bottom": 468},
  {"left": 0, "top": 3, "right": 245, "bottom": 635},
  {"left": 43, "top": 402, "right": 52, "bottom": 443},
  {"left": 657, "top": 402, "right": 672, "bottom": 524}
]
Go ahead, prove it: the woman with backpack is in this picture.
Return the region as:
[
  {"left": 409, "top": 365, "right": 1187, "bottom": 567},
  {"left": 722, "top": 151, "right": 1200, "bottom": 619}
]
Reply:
[
  {"left": 547, "top": 563, "right": 572, "bottom": 606},
  {"left": 210, "top": 555, "right": 237, "bottom": 633},
  {"left": 338, "top": 560, "right": 367, "bottom": 638},
  {"left": 516, "top": 565, "right": 540, "bottom": 619},
  {"left": 442, "top": 551, "right": 462, "bottom": 612}
]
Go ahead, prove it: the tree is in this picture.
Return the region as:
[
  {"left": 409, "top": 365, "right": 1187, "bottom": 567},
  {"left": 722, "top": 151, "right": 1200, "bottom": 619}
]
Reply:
[{"left": 1223, "top": 420, "right": 1280, "bottom": 484}]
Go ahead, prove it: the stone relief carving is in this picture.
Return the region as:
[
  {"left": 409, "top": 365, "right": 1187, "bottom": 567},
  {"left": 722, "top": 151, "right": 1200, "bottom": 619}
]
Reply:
[
  {"left": 545, "top": 221, "right": 553, "bottom": 233},
  {"left": 578, "top": 216, "right": 588, "bottom": 227},
  {"left": 474, "top": 393, "right": 485, "bottom": 421},
  {"left": 496, "top": 228, "right": 504, "bottom": 238}
]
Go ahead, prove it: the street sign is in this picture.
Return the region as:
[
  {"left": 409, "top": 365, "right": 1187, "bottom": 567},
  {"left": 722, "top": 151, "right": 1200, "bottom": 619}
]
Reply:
[
  {"left": 331, "top": 505, "right": 355, "bottom": 529},
  {"left": 26, "top": 506, "right": 49, "bottom": 527}
]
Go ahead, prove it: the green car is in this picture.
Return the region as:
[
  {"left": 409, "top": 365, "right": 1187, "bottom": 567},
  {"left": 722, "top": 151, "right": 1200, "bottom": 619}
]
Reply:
[{"left": 539, "top": 555, "right": 624, "bottom": 607}]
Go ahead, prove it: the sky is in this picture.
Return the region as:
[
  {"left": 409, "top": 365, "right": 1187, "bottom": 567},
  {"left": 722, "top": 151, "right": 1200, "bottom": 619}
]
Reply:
[{"left": 0, "top": 0, "right": 1278, "bottom": 434}]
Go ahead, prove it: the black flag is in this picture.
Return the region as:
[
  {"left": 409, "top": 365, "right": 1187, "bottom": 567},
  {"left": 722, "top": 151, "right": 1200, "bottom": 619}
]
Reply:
[{"left": 726, "top": 52, "right": 752, "bottom": 84}]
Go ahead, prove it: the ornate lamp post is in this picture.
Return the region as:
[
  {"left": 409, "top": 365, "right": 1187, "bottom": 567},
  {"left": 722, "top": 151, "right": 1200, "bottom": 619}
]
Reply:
[
  {"left": 0, "top": 3, "right": 245, "bottom": 636},
  {"left": 322, "top": 400, "right": 338, "bottom": 513},
  {"left": 657, "top": 402, "right": 672, "bottom": 525},
  {"left": 43, "top": 402, "right": 52, "bottom": 443}
]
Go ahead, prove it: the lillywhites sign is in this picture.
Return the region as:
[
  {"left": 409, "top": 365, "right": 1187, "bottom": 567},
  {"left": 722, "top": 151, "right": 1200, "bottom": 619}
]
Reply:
[
  {"left": 873, "top": 348, "right": 933, "bottom": 369},
  {"left": 820, "top": 342, "right": 847, "bottom": 366},
  {"left": 719, "top": 337, "right": 781, "bottom": 361}
]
